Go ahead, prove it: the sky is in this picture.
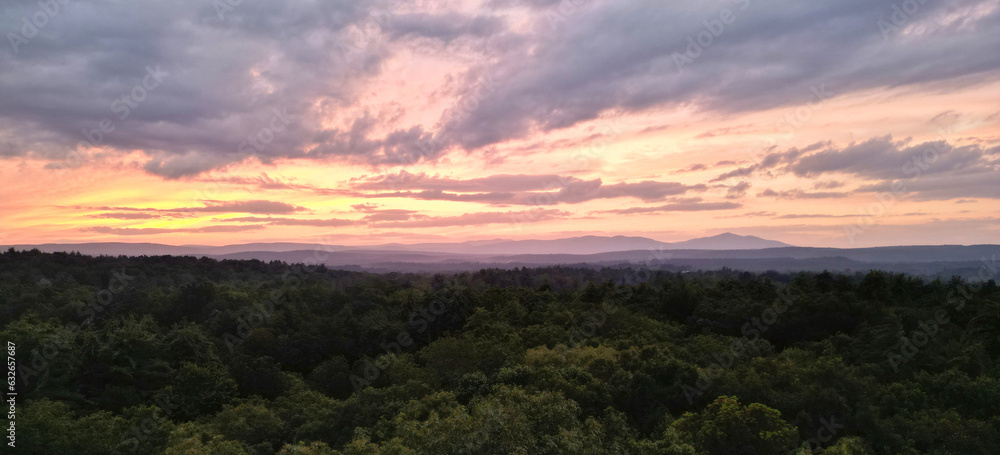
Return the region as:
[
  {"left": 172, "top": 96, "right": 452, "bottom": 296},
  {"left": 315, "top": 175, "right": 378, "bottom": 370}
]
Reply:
[{"left": 1, "top": 0, "right": 998, "bottom": 248}]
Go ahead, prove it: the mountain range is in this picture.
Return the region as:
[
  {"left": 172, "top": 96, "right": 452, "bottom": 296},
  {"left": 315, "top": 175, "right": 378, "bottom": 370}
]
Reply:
[
  {"left": 7, "top": 233, "right": 997, "bottom": 279},
  {"left": 9, "top": 232, "right": 792, "bottom": 256}
]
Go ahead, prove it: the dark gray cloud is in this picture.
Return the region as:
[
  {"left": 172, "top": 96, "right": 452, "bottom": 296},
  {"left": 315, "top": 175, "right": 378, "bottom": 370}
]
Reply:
[
  {"left": 4, "top": 0, "right": 998, "bottom": 180},
  {"left": 0, "top": 0, "right": 439, "bottom": 177},
  {"left": 444, "top": 0, "right": 1000, "bottom": 150},
  {"left": 706, "top": 136, "right": 1000, "bottom": 201},
  {"left": 784, "top": 136, "right": 1000, "bottom": 200},
  {"left": 788, "top": 136, "right": 994, "bottom": 180},
  {"left": 855, "top": 171, "right": 1000, "bottom": 200},
  {"left": 710, "top": 141, "right": 826, "bottom": 182},
  {"left": 487, "top": 0, "right": 564, "bottom": 8},
  {"left": 387, "top": 13, "right": 506, "bottom": 42}
]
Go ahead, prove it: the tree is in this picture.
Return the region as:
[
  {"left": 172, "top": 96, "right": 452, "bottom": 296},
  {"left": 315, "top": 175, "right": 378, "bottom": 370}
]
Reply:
[
  {"left": 666, "top": 396, "right": 799, "bottom": 455},
  {"left": 155, "top": 362, "right": 237, "bottom": 421}
]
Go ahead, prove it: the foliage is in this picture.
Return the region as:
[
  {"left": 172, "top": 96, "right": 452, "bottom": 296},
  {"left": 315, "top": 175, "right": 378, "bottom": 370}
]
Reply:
[{"left": 2, "top": 249, "right": 998, "bottom": 454}]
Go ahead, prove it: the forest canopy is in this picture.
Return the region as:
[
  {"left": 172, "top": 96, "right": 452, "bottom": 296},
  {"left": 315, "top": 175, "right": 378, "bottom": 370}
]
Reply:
[{"left": 2, "top": 248, "right": 998, "bottom": 454}]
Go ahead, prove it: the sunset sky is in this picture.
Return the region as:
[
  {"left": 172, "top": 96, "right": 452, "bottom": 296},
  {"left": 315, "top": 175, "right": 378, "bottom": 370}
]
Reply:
[{"left": 1, "top": 0, "right": 998, "bottom": 248}]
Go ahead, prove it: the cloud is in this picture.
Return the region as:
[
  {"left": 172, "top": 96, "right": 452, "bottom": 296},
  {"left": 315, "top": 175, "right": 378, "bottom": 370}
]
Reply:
[
  {"left": 350, "top": 203, "right": 382, "bottom": 212},
  {"left": 487, "top": 0, "right": 564, "bottom": 7},
  {"left": 710, "top": 141, "right": 826, "bottom": 182},
  {"left": 352, "top": 171, "right": 567, "bottom": 192},
  {"left": 361, "top": 210, "right": 425, "bottom": 222},
  {"left": 350, "top": 171, "right": 705, "bottom": 205},
  {"left": 706, "top": 135, "right": 999, "bottom": 201},
  {"left": 200, "top": 173, "right": 315, "bottom": 191},
  {"left": 442, "top": 0, "right": 1000, "bottom": 151},
  {"left": 726, "top": 181, "right": 751, "bottom": 199},
  {"left": 674, "top": 163, "right": 708, "bottom": 173},
  {"left": 370, "top": 209, "right": 571, "bottom": 228},
  {"left": 214, "top": 217, "right": 354, "bottom": 227},
  {"left": 598, "top": 201, "right": 741, "bottom": 215},
  {"left": 775, "top": 212, "right": 927, "bottom": 219},
  {"left": 366, "top": 189, "right": 518, "bottom": 204},
  {"left": 783, "top": 136, "right": 1000, "bottom": 200},
  {"left": 929, "top": 110, "right": 961, "bottom": 125},
  {"left": 187, "top": 200, "right": 308, "bottom": 214},
  {"left": 737, "top": 211, "right": 777, "bottom": 217},
  {"left": 7, "top": 0, "right": 997, "bottom": 179},
  {"left": 710, "top": 166, "right": 757, "bottom": 183},
  {"left": 83, "top": 225, "right": 265, "bottom": 235},
  {"left": 788, "top": 136, "right": 983, "bottom": 179},
  {"left": 80, "top": 200, "right": 307, "bottom": 215},
  {"left": 0, "top": 0, "right": 396, "bottom": 177},
  {"left": 813, "top": 180, "right": 844, "bottom": 190},
  {"left": 774, "top": 213, "right": 855, "bottom": 219},
  {"left": 345, "top": 204, "right": 429, "bottom": 221},
  {"left": 595, "top": 181, "right": 705, "bottom": 202},
  {"left": 89, "top": 212, "right": 162, "bottom": 220},
  {"left": 757, "top": 189, "right": 848, "bottom": 199},
  {"left": 855, "top": 171, "right": 1000, "bottom": 200},
  {"left": 387, "top": 13, "right": 506, "bottom": 42},
  {"left": 695, "top": 124, "right": 756, "bottom": 139}
]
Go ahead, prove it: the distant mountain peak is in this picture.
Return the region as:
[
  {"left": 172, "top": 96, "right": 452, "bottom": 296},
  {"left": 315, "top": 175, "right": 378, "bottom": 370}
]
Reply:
[{"left": 708, "top": 232, "right": 744, "bottom": 238}]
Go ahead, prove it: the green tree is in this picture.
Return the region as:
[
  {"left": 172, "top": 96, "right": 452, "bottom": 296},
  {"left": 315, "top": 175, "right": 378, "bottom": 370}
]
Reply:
[
  {"left": 667, "top": 396, "right": 799, "bottom": 455},
  {"left": 155, "top": 362, "right": 237, "bottom": 421}
]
